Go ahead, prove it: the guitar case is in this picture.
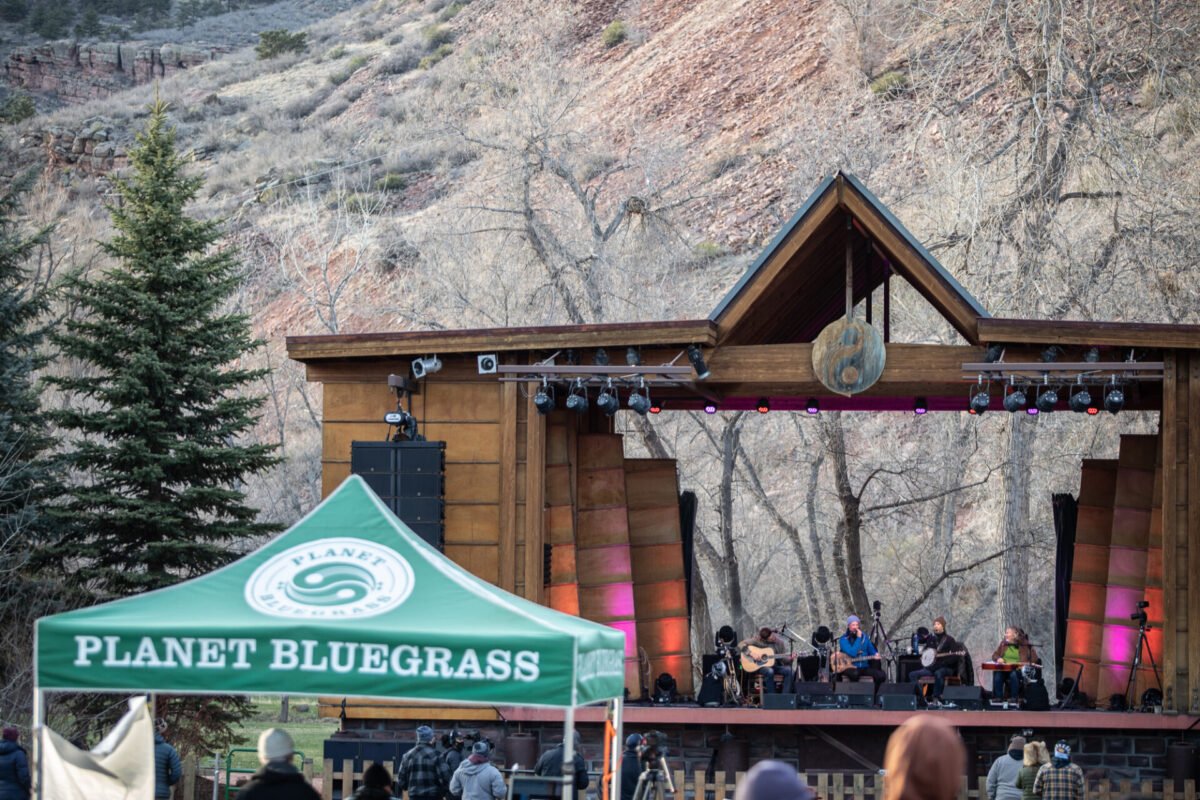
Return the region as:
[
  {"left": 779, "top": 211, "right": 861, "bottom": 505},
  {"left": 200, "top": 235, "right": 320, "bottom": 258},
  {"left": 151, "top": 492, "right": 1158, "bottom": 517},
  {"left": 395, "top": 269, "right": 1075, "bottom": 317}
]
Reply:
[{"left": 697, "top": 672, "right": 724, "bottom": 707}]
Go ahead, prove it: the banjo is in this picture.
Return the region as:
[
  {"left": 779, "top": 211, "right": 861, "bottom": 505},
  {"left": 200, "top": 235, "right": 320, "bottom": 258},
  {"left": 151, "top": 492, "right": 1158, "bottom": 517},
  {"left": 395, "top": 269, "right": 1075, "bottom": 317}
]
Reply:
[{"left": 920, "top": 647, "right": 968, "bottom": 667}]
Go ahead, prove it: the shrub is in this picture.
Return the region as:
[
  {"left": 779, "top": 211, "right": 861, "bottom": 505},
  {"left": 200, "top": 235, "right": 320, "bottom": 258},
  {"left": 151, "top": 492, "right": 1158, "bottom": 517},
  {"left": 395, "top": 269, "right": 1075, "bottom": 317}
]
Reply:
[
  {"left": 438, "top": 1, "right": 463, "bottom": 20},
  {"left": 341, "top": 192, "right": 378, "bottom": 214},
  {"left": 377, "top": 43, "right": 421, "bottom": 75},
  {"left": 418, "top": 43, "right": 452, "bottom": 69},
  {"left": 708, "top": 153, "right": 744, "bottom": 180},
  {"left": 325, "top": 43, "right": 346, "bottom": 60},
  {"left": 329, "top": 55, "right": 368, "bottom": 85},
  {"left": 601, "top": 20, "right": 626, "bottom": 47},
  {"left": 0, "top": 93, "right": 36, "bottom": 124},
  {"left": 421, "top": 24, "right": 453, "bottom": 47},
  {"left": 869, "top": 71, "right": 910, "bottom": 99},
  {"left": 283, "top": 86, "right": 333, "bottom": 119},
  {"left": 374, "top": 173, "right": 406, "bottom": 192},
  {"left": 693, "top": 241, "right": 724, "bottom": 260},
  {"left": 256, "top": 29, "right": 307, "bottom": 60}
]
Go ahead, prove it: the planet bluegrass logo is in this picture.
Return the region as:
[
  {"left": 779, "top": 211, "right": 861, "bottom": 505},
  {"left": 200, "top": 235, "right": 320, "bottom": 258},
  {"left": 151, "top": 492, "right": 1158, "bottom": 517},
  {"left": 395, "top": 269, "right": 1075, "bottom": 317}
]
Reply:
[{"left": 245, "top": 538, "right": 414, "bottom": 619}]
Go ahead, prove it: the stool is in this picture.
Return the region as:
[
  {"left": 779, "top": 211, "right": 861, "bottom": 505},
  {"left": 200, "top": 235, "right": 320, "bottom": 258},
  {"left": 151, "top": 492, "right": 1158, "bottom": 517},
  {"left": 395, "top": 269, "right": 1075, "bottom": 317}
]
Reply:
[
  {"left": 755, "top": 673, "right": 785, "bottom": 705},
  {"left": 917, "top": 675, "right": 960, "bottom": 699}
]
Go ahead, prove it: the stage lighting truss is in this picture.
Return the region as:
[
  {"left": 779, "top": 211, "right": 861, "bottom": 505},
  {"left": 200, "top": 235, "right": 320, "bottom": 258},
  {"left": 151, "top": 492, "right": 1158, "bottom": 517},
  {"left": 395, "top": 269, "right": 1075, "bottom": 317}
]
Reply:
[{"left": 962, "top": 351, "right": 1160, "bottom": 417}]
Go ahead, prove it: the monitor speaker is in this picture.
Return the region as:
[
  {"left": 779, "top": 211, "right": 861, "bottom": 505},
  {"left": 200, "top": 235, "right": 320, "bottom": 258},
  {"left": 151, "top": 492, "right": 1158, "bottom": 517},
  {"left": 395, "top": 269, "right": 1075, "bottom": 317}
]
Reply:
[
  {"left": 835, "top": 681, "right": 875, "bottom": 708},
  {"left": 942, "top": 685, "right": 984, "bottom": 710},
  {"left": 795, "top": 682, "right": 837, "bottom": 709},
  {"left": 762, "top": 693, "right": 797, "bottom": 710},
  {"left": 878, "top": 683, "right": 918, "bottom": 711}
]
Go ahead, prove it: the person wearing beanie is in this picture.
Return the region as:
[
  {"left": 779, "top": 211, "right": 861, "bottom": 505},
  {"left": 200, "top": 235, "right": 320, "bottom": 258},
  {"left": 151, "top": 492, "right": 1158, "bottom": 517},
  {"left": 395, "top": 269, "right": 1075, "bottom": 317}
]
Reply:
[
  {"left": 398, "top": 726, "right": 452, "bottom": 800},
  {"left": 835, "top": 616, "right": 886, "bottom": 690},
  {"left": 907, "top": 616, "right": 966, "bottom": 705},
  {"left": 619, "top": 734, "right": 644, "bottom": 800},
  {"left": 534, "top": 730, "right": 590, "bottom": 793},
  {"left": 153, "top": 718, "right": 182, "bottom": 800},
  {"left": 0, "top": 726, "right": 31, "bottom": 800},
  {"left": 238, "top": 728, "right": 320, "bottom": 800},
  {"left": 1033, "top": 742, "right": 1084, "bottom": 800},
  {"left": 738, "top": 626, "right": 795, "bottom": 695},
  {"left": 1015, "top": 742, "right": 1048, "bottom": 800},
  {"left": 882, "top": 716, "right": 966, "bottom": 800},
  {"left": 732, "top": 761, "right": 815, "bottom": 800},
  {"left": 449, "top": 741, "right": 507, "bottom": 800},
  {"left": 354, "top": 763, "right": 394, "bottom": 800},
  {"left": 986, "top": 736, "right": 1026, "bottom": 800}
]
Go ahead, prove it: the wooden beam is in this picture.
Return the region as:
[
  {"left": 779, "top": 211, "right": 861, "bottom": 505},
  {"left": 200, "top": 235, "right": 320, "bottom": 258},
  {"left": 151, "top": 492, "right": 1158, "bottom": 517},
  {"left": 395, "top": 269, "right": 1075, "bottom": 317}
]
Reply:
[
  {"left": 705, "top": 343, "right": 984, "bottom": 385},
  {"left": 839, "top": 190, "right": 981, "bottom": 344},
  {"left": 287, "top": 320, "right": 717, "bottom": 361},
  {"left": 524, "top": 395, "right": 546, "bottom": 604},
  {"left": 979, "top": 318, "right": 1200, "bottom": 350},
  {"left": 499, "top": 383, "right": 518, "bottom": 593},
  {"left": 1190, "top": 353, "right": 1200, "bottom": 712},
  {"left": 1162, "top": 352, "right": 1177, "bottom": 712}
]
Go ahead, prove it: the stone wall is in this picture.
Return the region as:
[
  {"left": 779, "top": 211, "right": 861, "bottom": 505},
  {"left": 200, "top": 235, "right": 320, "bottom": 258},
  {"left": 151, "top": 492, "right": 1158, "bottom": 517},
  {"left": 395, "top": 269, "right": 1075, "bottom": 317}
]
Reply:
[
  {"left": 41, "top": 117, "right": 127, "bottom": 173},
  {"left": 5, "top": 41, "right": 227, "bottom": 104}
]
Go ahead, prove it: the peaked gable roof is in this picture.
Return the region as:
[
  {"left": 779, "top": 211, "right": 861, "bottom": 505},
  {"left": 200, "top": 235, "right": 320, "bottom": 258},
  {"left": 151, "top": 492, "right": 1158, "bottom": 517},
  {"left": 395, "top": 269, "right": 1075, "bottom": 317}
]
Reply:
[{"left": 710, "top": 172, "right": 989, "bottom": 346}]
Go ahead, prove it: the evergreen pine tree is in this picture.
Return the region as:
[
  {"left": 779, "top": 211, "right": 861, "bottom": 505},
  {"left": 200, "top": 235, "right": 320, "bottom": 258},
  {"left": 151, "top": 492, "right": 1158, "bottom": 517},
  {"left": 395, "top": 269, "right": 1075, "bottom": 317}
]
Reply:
[{"left": 47, "top": 98, "right": 281, "bottom": 599}]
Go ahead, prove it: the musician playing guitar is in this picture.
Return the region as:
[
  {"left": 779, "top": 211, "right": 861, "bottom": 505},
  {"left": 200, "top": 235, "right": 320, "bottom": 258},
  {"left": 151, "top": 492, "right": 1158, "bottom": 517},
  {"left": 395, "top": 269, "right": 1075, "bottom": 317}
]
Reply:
[
  {"left": 988, "top": 626, "right": 1039, "bottom": 702},
  {"left": 739, "top": 626, "right": 795, "bottom": 695},
  {"left": 833, "top": 615, "right": 886, "bottom": 689},
  {"left": 908, "top": 616, "right": 966, "bottom": 705}
]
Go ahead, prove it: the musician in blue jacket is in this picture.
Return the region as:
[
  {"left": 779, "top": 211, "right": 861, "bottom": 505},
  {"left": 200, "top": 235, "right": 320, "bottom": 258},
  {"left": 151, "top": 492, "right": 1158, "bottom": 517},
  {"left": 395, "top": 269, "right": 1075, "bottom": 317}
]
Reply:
[
  {"left": 835, "top": 616, "right": 886, "bottom": 688},
  {"left": 739, "top": 627, "right": 795, "bottom": 694}
]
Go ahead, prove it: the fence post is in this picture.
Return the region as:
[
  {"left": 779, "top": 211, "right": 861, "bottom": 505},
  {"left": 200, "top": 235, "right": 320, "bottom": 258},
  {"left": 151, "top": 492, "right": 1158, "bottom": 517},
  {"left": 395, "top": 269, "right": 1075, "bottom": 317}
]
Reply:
[
  {"left": 342, "top": 758, "right": 355, "bottom": 799},
  {"left": 696, "top": 768, "right": 707, "bottom": 800},
  {"left": 832, "top": 771, "right": 844, "bottom": 800},
  {"left": 714, "top": 770, "right": 727, "bottom": 800},
  {"left": 181, "top": 756, "right": 196, "bottom": 800},
  {"left": 976, "top": 775, "right": 988, "bottom": 800},
  {"left": 303, "top": 757, "right": 314, "bottom": 783},
  {"left": 674, "top": 769, "right": 686, "bottom": 800},
  {"left": 321, "top": 758, "right": 334, "bottom": 800}
]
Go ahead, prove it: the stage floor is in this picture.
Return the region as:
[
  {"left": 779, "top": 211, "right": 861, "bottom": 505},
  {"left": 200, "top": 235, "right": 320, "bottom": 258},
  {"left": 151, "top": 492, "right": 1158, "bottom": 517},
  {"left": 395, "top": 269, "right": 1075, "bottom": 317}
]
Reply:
[{"left": 500, "top": 703, "right": 1191, "bottom": 730}]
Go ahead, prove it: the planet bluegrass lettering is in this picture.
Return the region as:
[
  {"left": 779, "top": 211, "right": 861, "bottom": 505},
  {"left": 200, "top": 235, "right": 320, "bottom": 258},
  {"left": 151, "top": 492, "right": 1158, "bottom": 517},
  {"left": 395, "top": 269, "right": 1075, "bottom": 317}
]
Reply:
[{"left": 72, "top": 635, "right": 540, "bottom": 681}]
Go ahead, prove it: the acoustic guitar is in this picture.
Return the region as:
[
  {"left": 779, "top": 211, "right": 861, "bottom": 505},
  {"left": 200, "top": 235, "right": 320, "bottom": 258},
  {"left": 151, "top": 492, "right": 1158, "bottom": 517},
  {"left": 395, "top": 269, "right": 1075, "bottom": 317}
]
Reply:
[
  {"left": 740, "top": 646, "right": 795, "bottom": 672},
  {"left": 830, "top": 650, "right": 882, "bottom": 674}
]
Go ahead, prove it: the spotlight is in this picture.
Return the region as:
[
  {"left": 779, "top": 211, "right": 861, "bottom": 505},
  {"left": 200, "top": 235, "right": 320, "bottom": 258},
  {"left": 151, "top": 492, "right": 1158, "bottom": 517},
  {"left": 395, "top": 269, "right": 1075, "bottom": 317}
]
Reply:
[
  {"left": 1083, "top": 347, "right": 1100, "bottom": 363},
  {"left": 913, "top": 396, "right": 928, "bottom": 415},
  {"left": 703, "top": 402, "right": 717, "bottom": 414},
  {"left": 411, "top": 355, "right": 442, "bottom": 379},
  {"left": 593, "top": 348, "right": 610, "bottom": 367},
  {"left": 625, "top": 347, "right": 642, "bottom": 367},
  {"left": 970, "top": 388, "right": 989, "bottom": 415},
  {"left": 1003, "top": 385, "right": 1027, "bottom": 413},
  {"left": 805, "top": 397, "right": 819, "bottom": 415},
  {"left": 1036, "top": 385, "right": 1058, "bottom": 413},
  {"left": 756, "top": 398, "right": 770, "bottom": 414},
  {"left": 649, "top": 400, "right": 662, "bottom": 415},
  {"left": 596, "top": 381, "right": 619, "bottom": 417},
  {"left": 984, "top": 344, "right": 1005, "bottom": 363},
  {"left": 628, "top": 388, "right": 651, "bottom": 416},
  {"left": 564, "top": 349, "right": 580, "bottom": 365},
  {"left": 534, "top": 381, "right": 555, "bottom": 415},
  {"left": 1068, "top": 385, "right": 1092, "bottom": 414},
  {"left": 565, "top": 380, "right": 588, "bottom": 414},
  {"left": 477, "top": 354, "right": 497, "bottom": 374},
  {"left": 1105, "top": 384, "right": 1124, "bottom": 415},
  {"left": 688, "top": 345, "right": 711, "bottom": 380}
]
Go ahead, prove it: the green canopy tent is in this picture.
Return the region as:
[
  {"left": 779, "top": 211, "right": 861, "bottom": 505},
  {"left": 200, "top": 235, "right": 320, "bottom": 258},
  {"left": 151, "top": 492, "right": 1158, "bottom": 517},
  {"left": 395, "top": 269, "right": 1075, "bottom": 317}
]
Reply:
[{"left": 34, "top": 475, "right": 627, "bottom": 797}]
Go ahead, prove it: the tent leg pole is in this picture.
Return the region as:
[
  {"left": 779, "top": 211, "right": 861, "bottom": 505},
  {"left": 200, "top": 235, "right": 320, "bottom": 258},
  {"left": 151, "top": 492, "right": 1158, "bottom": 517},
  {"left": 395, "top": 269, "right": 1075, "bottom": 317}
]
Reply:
[
  {"left": 611, "top": 699, "right": 624, "bottom": 800},
  {"left": 562, "top": 706, "right": 575, "bottom": 800},
  {"left": 33, "top": 687, "right": 44, "bottom": 800}
]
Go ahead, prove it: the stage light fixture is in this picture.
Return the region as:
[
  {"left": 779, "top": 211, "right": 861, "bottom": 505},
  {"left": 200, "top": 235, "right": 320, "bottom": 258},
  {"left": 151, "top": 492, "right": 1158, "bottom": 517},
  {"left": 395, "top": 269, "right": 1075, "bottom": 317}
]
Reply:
[
  {"left": 596, "top": 381, "right": 619, "bottom": 417},
  {"left": 688, "top": 345, "right": 711, "bottom": 380},
  {"left": 969, "top": 379, "right": 990, "bottom": 415},
  {"left": 1068, "top": 385, "right": 1092, "bottom": 414},
  {"left": 913, "top": 396, "right": 928, "bottom": 415},
  {"left": 1035, "top": 384, "right": 1058, "bottom": 413},
  {"left": 593, "top": 348, "right": 610, "bottom": 366},
  {"left": 1086, "top": 399, "right": 1099, "bottom": 415},
  {"left": 703, "top": 402, "right": 717, "bottom": 414},
  {"left": 534, "top": 380, "right": 555, "bottom": 415},
  {"left": 1083, "top": 347, "right": 1100, "bottom": 363},
  {"left": 1003, "top": 384, "right": 1027, "bottom": 413},
  {"left": 628, "top": 386, "right": 651, "bottom": 416},
  {"left": 805, "top": 397, "right": 819, "bottom": 414},
  {"left": 1105, "top": 383, "right": 1124, "bottom": 415},
  {"left": 1026, "top": 405, "right": 1039, "bottom": 416},
  {"left": 625, "top": 347, "right": 642, "bottom": 367},
  {"left": 411, "top": 355, "right": 442, "bottom": 379},
  {"left": 565, "top": 379, "right": 588, "bottom": 414},
  {"left": 756, "top": 398, "right": 770, "bottom": 414},
  {"left": 649, "top": 400, "right": 662, "bottom": 415}
]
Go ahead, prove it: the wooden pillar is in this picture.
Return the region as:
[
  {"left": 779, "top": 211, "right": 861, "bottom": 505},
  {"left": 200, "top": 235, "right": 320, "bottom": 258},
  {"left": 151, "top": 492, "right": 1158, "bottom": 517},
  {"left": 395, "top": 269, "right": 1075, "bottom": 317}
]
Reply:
[
  {"left": 499, "top": 382, "right": 518, "bottom": 593},
  {"left": 1163, "top": 352, "right": 1178, "bottom": 711},
  {"left": 1189, "top": 352, "right": 1200, "bottom": 712},
  {"left": 524, "top": 395, "right": 546, "bottom": 604}
]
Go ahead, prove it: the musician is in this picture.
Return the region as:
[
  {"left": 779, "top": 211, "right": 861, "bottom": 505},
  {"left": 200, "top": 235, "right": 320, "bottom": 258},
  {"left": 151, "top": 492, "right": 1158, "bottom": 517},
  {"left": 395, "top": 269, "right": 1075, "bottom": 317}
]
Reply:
[
  {"left": 835, "top": 616, "right": 886, "bottom": 688},
  {"left": 989, "top": 626, "right": 1038, "bottom": 702},
  {"left": 739, "top": 626, "right": 795, "bottom": 694},
  {"left": 908, "top": 616, "right": 963, "bottom": 704}
]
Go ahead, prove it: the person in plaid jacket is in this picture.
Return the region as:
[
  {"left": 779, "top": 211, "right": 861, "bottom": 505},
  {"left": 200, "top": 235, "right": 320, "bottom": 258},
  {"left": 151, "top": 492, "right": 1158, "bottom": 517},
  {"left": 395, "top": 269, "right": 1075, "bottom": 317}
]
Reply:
[
  {"left": 396, "top": 726, "right": 452, "bottom": 800},
  {"left": 1033, "top": 742, "right": 1085, "bottom": 800}
]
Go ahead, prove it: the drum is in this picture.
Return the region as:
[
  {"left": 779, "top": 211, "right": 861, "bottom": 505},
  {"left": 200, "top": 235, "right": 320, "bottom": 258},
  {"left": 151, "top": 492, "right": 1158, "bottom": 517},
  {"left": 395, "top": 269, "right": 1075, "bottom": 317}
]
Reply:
[{"left": 920, "top": 647, "right": 936, "bottom": 667}]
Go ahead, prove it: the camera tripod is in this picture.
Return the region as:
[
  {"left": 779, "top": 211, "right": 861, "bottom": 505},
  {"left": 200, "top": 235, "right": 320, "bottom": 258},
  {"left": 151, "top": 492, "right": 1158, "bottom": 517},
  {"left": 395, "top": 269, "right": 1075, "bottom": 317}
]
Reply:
[
  {"left": 868, "top": 601, "right": 900, "bottom": 682},
  {"left": 632, "top": 758, "right": 675, "bottom": 800},
  {"left": 1123, "top": 607, "right": 1162, "bottom": 711}
]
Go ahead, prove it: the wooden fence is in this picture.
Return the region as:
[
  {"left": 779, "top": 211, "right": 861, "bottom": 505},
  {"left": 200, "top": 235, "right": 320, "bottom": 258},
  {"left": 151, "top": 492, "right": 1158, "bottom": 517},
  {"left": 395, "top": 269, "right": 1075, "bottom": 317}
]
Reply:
[{"left": 177, "top": 758, "right": 1197, "bottom": 800}]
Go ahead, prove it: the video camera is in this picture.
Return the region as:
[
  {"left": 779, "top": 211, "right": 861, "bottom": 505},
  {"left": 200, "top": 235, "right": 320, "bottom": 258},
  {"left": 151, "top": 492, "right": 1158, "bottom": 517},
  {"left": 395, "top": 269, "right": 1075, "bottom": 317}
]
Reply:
[
  {"left": 1130, "top": 600, "right": 1149, "bottom": 624},
  {"left": 638, "top": 731, "right": 668, "bottom": 767},
  {"left": 441, "top": 729, "right": 494, "bottom": 750}
]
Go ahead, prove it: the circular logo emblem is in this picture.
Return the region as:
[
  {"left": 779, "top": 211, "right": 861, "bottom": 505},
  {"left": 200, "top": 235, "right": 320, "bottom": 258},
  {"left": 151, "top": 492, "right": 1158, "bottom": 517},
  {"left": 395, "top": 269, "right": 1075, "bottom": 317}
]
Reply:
[{"left": 244, "top": 537, "right": 414, "bottom": 619}]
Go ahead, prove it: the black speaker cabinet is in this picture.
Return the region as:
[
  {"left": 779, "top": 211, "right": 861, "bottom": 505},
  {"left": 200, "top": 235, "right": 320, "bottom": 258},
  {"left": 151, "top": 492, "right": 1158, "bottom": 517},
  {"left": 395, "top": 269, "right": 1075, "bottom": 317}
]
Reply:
[
  {"left": 897, "top": 654, "right": 922, "bottom": 684},
  {"left": 878, "top": 683, "right": 918, "bottom": 710},
  {"left": 795, "top": 682, "right": 837, "bottom": 709},
  {"left": 351, "top": 440, "right": 446, "bottom": 550},
  {"left": 835, "top": 681, "right": 875, "bottom": 708},
  {"left": 942, "top": 685, "right": 984, "bottom": 710},
  {"left": 762, "top": 692, "right": 797, "bottom": 710}
]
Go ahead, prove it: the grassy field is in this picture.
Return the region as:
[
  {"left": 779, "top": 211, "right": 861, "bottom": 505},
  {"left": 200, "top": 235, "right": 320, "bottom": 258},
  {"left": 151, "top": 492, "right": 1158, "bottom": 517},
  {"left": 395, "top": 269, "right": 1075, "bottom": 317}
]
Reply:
[{"left": 224, "top": 696, "right": 340, "bottom": 774}]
